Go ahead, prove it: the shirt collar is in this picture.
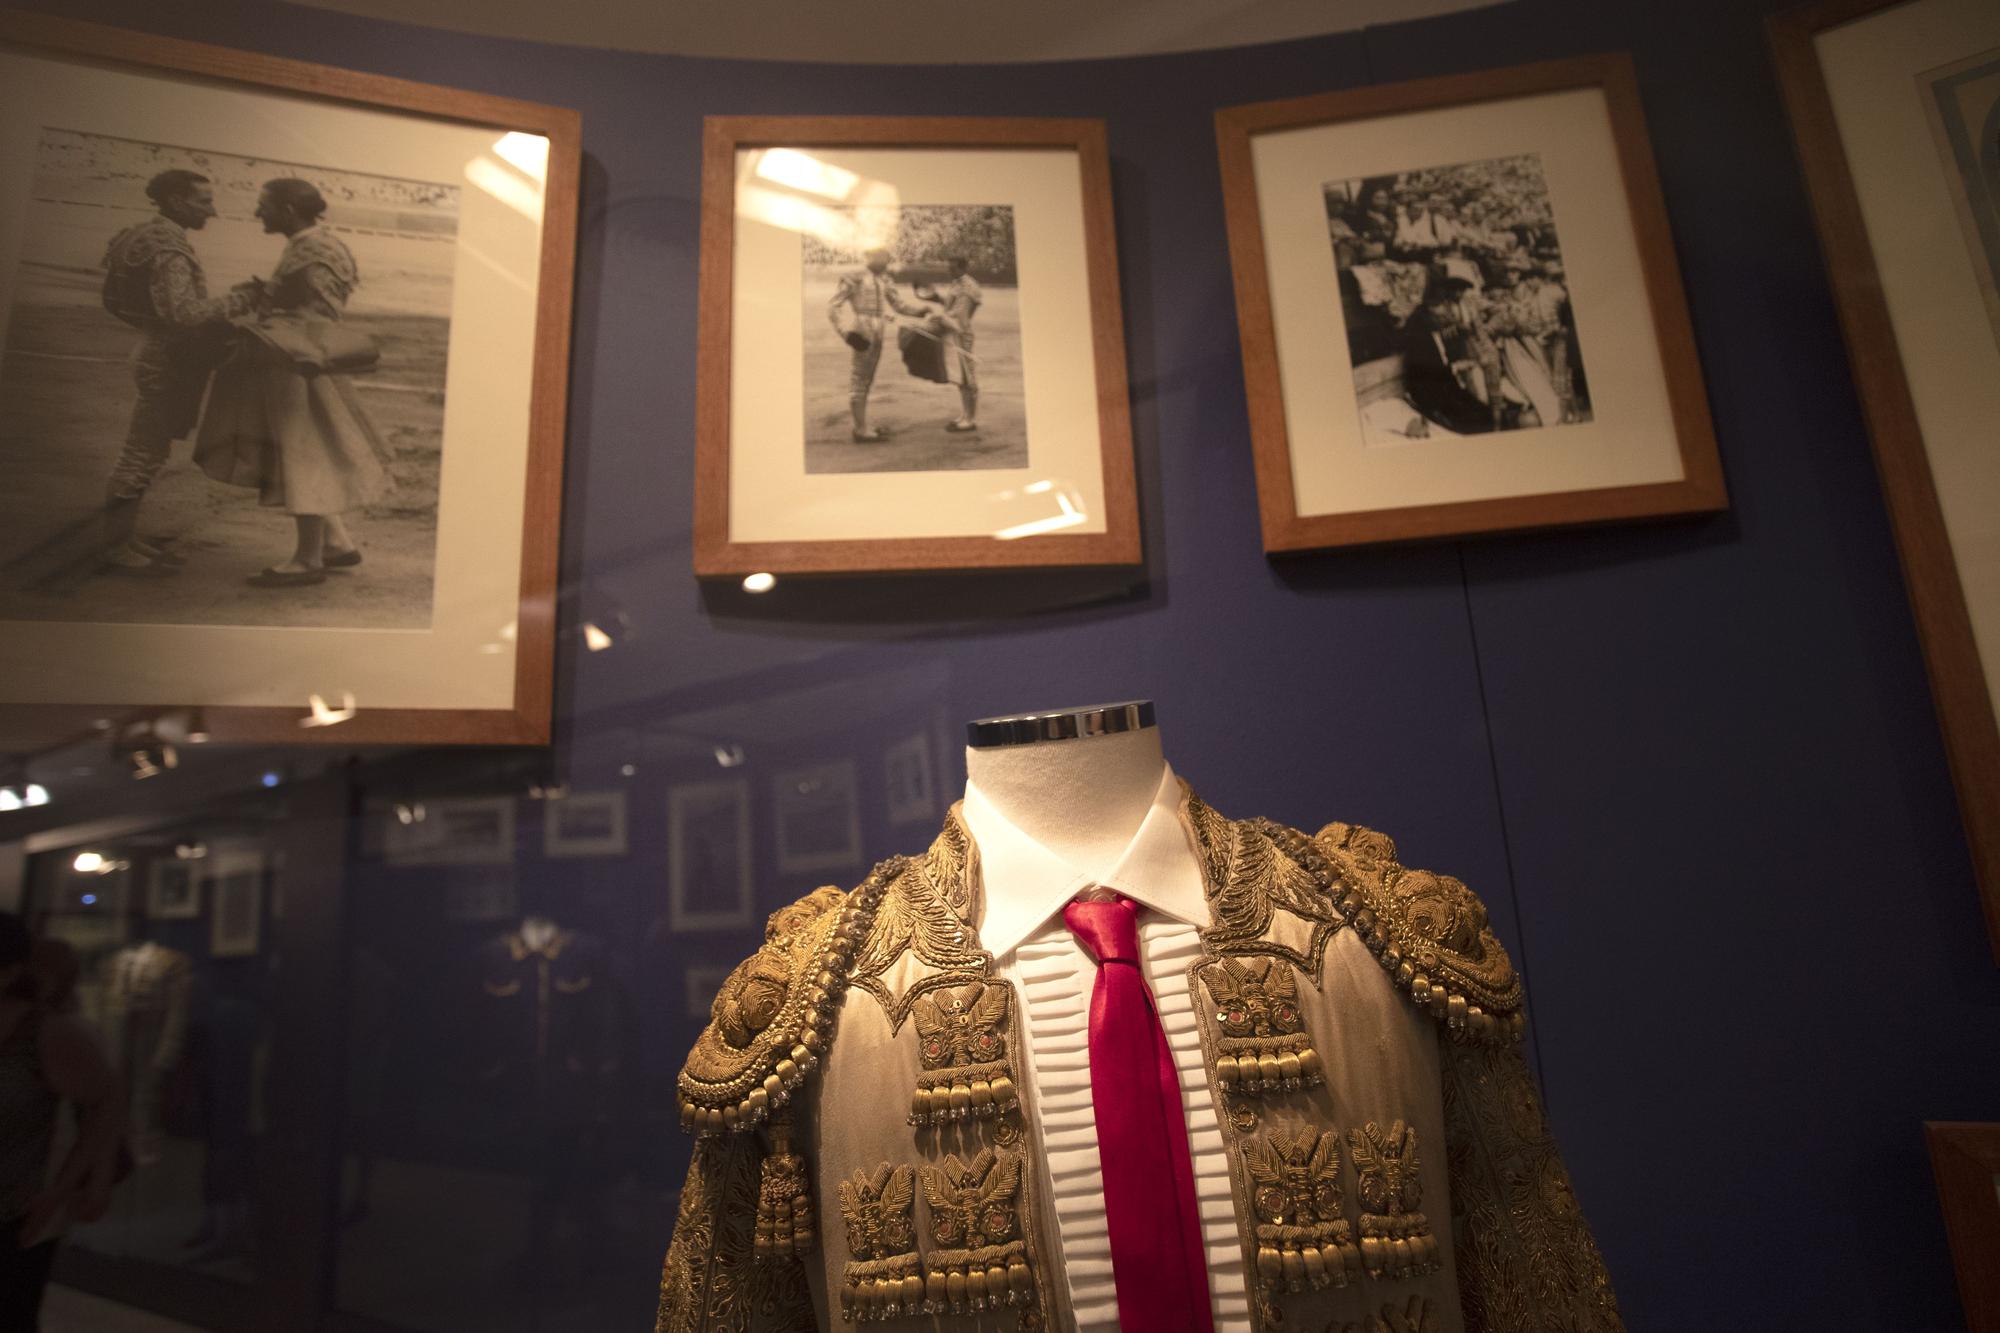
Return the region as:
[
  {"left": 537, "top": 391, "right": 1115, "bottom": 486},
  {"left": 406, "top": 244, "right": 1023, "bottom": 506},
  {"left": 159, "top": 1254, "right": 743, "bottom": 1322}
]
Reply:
[{"left": 961, "top": 762, "right": 1209, "bottom": 961}]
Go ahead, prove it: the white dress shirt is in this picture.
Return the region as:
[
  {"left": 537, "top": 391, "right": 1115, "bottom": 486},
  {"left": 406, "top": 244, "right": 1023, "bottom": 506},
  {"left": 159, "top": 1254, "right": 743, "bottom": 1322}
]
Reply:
[{"left": 962, "top": 765, "right": 1253, "bottom": 1333}]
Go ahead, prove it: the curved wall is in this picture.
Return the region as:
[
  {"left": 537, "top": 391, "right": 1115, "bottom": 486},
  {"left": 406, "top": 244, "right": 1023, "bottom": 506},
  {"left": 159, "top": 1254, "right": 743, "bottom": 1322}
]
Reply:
[{"left": 16, "top": 0, "right": 2000, "bottom": 1327}]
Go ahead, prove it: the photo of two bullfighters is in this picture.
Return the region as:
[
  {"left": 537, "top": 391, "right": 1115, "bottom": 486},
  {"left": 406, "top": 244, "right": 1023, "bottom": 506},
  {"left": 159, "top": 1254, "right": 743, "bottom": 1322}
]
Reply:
[
  {"left": 802, "top": 201, "right": 1026, "bottom": 477},
  {"left": 829, "top": 245, "right": 981, "bottom": 442}
]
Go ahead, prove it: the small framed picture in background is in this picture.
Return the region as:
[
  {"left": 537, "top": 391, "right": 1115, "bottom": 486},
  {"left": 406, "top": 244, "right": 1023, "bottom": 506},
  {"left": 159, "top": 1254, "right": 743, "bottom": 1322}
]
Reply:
[
  {"left": 691, "top": 115, "right": 1141, "bottom": 575},
  {"left": 667, "top": 780, "right": 754, "bottom": 932},
  {"left": 543, "top": 789, "right": 629, "bottom": 858},
  {"left": 383, "top": 796, "right": 517, "bottom": 867},
  {"left": 883, "top": 731, "right": 937, "bottom": 826},
  {"left": 773, "top": 760, "right": 862, "bottom": 875},
  {"left": 205, "top": 847, "right": 264, "bottom": 958},
  {"left": 146, "top": 857, "right": 200, "bottom": 919},
  {"left": 1216, "top": 54, "right": 1726, "bottom": 552}
]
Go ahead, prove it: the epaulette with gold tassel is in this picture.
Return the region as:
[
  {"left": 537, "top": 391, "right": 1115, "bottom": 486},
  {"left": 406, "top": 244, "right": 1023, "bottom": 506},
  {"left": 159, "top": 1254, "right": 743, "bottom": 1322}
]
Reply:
[{"left": 753, "top": 1114, "right": 815, "bottom": 1261}]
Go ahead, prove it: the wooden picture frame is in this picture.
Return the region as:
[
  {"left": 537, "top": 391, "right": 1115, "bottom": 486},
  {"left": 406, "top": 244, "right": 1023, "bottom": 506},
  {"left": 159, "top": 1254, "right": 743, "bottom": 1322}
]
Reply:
[
  {"left": 1215, "top": 54, "right": 1725, "bottom": 552},
  {"left": 667, "top": 779, "right": 754, "bottom": 932},
  {"left": 1770, "top": 0, "right": 2000, "bottom": 962},
  {"left": 773, "top": 759, "right": 862, "bottom": 875},
  {"left": 381, "top": 796, "right": 517, "bottom": 867},
  {"left": 1925, "top": 1122, "right": 2000, "bottom": 1330},
  {"left": 204, "top": 846, "right": 263, "bottom": 958},
  {"left": 145, "top": 855, "right": 200, "bottom": 920},
  {"left": 0, "top": 10, "right": 580, "bottom": 749},
  {"left": 543, "top": 789, "right": 629, "bottom": 858},
  {"left": 692, "top": 115, "right": 1140, "bottom": 576}
]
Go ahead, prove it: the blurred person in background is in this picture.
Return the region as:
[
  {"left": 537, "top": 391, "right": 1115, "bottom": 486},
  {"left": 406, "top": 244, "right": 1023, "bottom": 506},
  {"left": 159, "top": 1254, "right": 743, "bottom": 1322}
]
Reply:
[{"left": 0, "top": 912, "right": 125, "bottom": 1332}]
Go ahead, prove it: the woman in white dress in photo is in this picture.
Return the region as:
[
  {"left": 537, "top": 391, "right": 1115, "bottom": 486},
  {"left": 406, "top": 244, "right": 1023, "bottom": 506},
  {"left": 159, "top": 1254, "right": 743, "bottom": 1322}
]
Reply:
[{"left": 195, "top": 177, "right": 391, "bottom": 588}]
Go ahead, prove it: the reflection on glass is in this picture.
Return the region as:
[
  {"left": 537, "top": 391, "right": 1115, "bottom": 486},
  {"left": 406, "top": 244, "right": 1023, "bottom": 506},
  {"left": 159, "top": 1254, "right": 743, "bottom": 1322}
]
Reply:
[
  {"left": 26, "top": 817, "right": 283, "bottom": 1287},
  {"left": 755, "top": 147, "right": 860, "bottom": 200}
]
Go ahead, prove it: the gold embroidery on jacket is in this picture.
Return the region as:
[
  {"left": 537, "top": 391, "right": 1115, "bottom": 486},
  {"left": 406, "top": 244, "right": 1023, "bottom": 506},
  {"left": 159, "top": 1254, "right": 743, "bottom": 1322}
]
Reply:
[
  {"left": 1316, "top": 823, "right": 1524, "bottom": 1046},
  {"left": 1201, "top": 956, "right": 1326, "bottom": 1095},
  {"left": 753, "top": 1113, "right": 816, "bottom": 1263},
  {"left": 836, "top": 1164, "right": 921, "bottom": 1322},
  {"left": 679, "top": 879, "right": 877, "bottom": 1135},
  {"left": 1329, "top": 1294, "right": 1442, "bottom": 1333},
  {"left": 907, "top": 980, "right": 1020, "bottom": 1126},
  {"left": 1349, "top": 1120, "right": 1441, "bottom": 1280},
  {"left": 1242, "top": 1126, "right": 1363, "bottom": 1293},
  {"left": 655, "top": 1132, "right": 816, "bottom": 1333},
  {"left": 1442, "top": 1041, "right": 1624, "bottom": 1331},
  {"left": 849, "top": 821, "right": 989, "bottom": 1030},
  {"left": 918, "top": 1149, "right": 1036, "bottom": 1317},
  {"left": 1189, "top": 798, "right": 1346, "bottom": 979}
]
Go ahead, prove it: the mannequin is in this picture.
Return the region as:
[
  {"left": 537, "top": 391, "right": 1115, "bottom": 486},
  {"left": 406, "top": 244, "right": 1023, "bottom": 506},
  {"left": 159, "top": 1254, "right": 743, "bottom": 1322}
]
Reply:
[
  {"left": 655, "top": 702, "right": 1625, "bottom": 1333},
  {"left": 961, "top": 701, "right": 1167, "bottom": 883}
]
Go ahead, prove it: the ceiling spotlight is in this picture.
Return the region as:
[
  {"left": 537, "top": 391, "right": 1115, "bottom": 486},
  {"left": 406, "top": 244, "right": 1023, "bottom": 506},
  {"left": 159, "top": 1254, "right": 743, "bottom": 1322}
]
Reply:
[
  {"left": 713, "top": 744, "right": 746, "bottom": 768},
  {"left": 619, "top": 763, "right": 637, "bottom": 778},
  {"left": 0, "top": 789, "right": 19, "bottom": 812},
  {"left": 742, "top": 572, "right": 776, "bottom": 594},
  {"left": 25, "top": 783, "right": 50, "bottom": 806},
  {"left": 583, "top": 622, "right": 614, "bottom": 651},
  {"left": 72, "top": 851, "right": 104, "bottom": 874}
]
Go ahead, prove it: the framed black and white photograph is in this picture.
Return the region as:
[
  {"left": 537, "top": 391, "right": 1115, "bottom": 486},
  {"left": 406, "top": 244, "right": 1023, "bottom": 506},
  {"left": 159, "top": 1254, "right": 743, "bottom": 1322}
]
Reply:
[
  {"left": 667, "top": 779, "right": 754, "bottom": 932},
  {"left": 382, "top": 796, "right": 516, "bottom": 867},
  {"left": 542, "top": 789, "right": 628, "bottom": 858},
  {"left": 692, "top": 116, "right": 1140, "bottom": 575},
  {"left": 883, "top": 730, "right": 936, "bottom": 826},
  {"left": 205, "top": 847, "right": 263, "bottom": 958},
  {"left": 0, "top": 13, "right": 579, "bottom": 750},
  {"left": 1772, "top": 0, "right": 2000, "bottom": 958},
  {"left": 145, "top": 855, "right": 199, "bottom": 920},
  {"left": 1217, "top": 55, "right": 1725, "bottom": 551},
  {"left": 774, "top": 760, "right": 862, "bottom": 875},
  {"left": 1324, "top": 154, "right": 1591, "bottom": 442}
]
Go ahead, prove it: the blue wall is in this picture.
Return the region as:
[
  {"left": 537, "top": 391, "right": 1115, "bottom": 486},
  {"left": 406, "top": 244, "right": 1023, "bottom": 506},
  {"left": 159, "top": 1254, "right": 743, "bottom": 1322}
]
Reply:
[{"left": 21, "top": 0, "right": 2000, "bottom": 1326}]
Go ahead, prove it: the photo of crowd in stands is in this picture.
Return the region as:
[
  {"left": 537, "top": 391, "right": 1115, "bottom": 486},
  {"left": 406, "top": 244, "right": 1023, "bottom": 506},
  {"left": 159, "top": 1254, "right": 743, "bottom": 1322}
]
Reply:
[
  {"left": 802, "top": 203, "right": 1023, "bottom": 475},
  {"left": 1324, "top": 152, "right": 1590, "bottom": 447}
]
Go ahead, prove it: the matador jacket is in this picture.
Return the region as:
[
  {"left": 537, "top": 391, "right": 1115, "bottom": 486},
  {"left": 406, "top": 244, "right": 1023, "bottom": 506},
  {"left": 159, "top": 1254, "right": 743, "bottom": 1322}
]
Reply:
[{"left": 656, "top": 788, "right": 1623, "bottom": 1333}]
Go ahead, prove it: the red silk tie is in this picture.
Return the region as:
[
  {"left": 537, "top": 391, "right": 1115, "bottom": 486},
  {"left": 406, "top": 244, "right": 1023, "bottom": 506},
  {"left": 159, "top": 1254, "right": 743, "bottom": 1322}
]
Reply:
[{"left": 1063, "top": 896, "right": 1215, "bottom": 1333}]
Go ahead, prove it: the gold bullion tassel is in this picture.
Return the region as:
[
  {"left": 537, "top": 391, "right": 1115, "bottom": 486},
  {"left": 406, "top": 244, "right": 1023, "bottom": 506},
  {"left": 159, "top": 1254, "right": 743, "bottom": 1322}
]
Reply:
[
  {"left": 907, "top": 981, "right": 1019, "bottom": 1127},
  {"left": 754, "top": 1115, "right": 815, "bottom": 1261},
  {"left": 1201, "top": 958, "right": 1326, "bottom": 1095},
  {"left": 1243, "top": 1127, "right": 1363, "bottom": 1293},
  {"left": 837, "top": 1164, "right": 923, "bottom": 1322},
  {"left": 918, "top": 1150, "right": 1037, "bottom": 1315},
  {"left": 1349, "top": 1120, "right": 1442, "bottom": 1280}
]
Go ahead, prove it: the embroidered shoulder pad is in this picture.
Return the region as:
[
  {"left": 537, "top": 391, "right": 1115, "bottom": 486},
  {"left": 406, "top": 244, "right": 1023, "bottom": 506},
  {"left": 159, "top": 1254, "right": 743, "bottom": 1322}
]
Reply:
[
  {"left": 676, "top": 860, "right": 904, "bottom": 1135},
  {"left": 1314, "top": 822, "right": 1525, "bottom": 1046}
]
